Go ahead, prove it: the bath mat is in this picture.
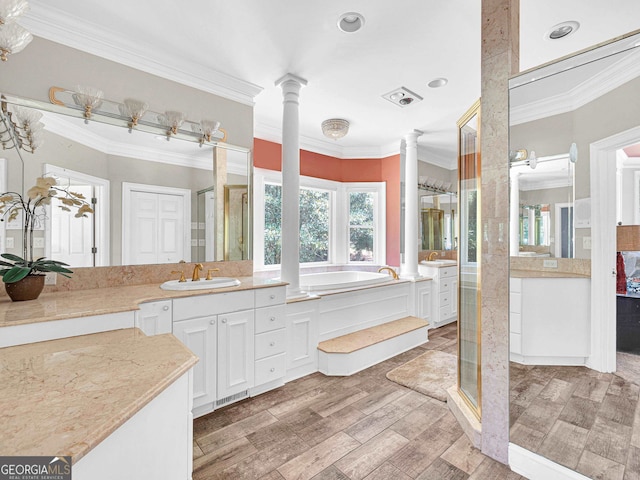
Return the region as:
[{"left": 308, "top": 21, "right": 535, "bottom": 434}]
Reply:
[{"left": 386, "top": 350, "right": 457, "bottom": 402}]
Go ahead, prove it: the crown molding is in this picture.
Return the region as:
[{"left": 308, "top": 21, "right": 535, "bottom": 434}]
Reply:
[
  {"left": 511, "top": 48, "right": 640, "bottom": 125},
  {"left": 21, "top": 3, "right": 263, "bottom": 107},
  {"left": 417, "top": 145, "right": 457, "bottom": 170},
  {"left": 254, "top": 121, "right": 402, "bottom": 159}
]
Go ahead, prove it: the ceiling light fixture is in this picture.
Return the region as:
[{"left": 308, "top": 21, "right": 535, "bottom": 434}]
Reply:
[
  {"left": 321, "top": 118, "right": 349, "bottom": 140},
  {"left": 383, "top": 87, "right": 423, "bottom": 108},
  {"left": 546, "top": 21, "right": 580, "bottom": 40},
  {"left": 428, "top": 77, "right": 448, "bottom": 88},
  {"left": 0, "top": 0, "right": 32, "bottom": 62},
  {"left": 337, "top": 12, "right": 365, "bottom": 33}
]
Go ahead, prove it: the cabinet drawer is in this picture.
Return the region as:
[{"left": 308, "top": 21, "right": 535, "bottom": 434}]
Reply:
[
  {"left": 255, "top": 353, "right": 286, "bottom": 385},
  {"left": 173, "top": 290, "right": 254, "bottom": 321},
  {"left": 440, "top": 266, "right": 457, "bottom": 278},
  {"left": 440, "top": 304, "right": 451, "bottom": 319},
  {"left": 255, "top": 305, "right": 286, "bottom": 334},
  {"left": 440, "top": 278, "right": 454, "bottom": 293},
  {"left": 255, "top": 287, "right": 286, "bottom": 308},
  {"left": 255, "top": 329, "right": 286, "bottom": 360},
  {"left": 440, "top": 291, "right": 451, "bottom": 307}
]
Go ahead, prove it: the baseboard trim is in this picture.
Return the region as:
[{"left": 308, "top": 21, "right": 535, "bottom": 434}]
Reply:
[{"left": 509, "top": 443, "right": 591, "bottom": 480}]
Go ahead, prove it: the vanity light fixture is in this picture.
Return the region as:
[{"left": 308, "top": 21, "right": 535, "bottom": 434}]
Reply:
[
  {"left": 158, "top": 110, "right": 186, "bottom": 140},
  {"left": 3, "top": 104, "right": 44, "bottom": 153},
  {"left": 72, "top": 86, "right": 104, "bottom": 123},
  {"left": 194, "top": 119, "right": 221, "bottom": 145},
  {"left": 337, "top": 12, "right": 365, "bottom": 33},
  {"left": 118, "top": 98, "right": 149, "bottom": 132},
  {"left": 546, "top": 21, "right": 580, "bottom": 40},
  {"left": 0, "top": 0, "right": 32, "bottom": 62},
  {"left": 321, "top": 118, "right": 349, "bottom": 140}
]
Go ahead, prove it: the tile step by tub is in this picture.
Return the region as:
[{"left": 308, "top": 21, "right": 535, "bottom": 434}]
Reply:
[{"left": 317, "top": 316, "right": 429, "bottom": 376}]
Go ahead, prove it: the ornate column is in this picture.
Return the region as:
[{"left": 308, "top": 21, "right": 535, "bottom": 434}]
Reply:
[
  {"left": 275, "top": 73, "right": 307, "bottom": 296},
  {"left": 401, "top": 129, "right": 423, "bottom": 279}
]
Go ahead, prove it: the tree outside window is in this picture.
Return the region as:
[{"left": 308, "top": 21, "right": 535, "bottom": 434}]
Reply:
[{"left": 349, "top": 192, "right": 375, "bottom": 262}]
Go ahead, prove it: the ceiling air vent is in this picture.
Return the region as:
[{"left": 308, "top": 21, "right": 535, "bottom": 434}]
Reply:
[{"left": 382, "top": 87, "right": 423, "bottom": 108}]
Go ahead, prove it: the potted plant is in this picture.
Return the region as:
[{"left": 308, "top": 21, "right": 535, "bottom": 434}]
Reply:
[{"left": 0, "top": 176, "right": 93, "bottom": 301}]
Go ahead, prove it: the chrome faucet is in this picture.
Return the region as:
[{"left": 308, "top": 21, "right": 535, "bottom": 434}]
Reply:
[
  {"left": 378, "top": 266, "right": 399, "bottom": 280},
  {"left": 427, "top": 251, "right": 438, "bottom": 261},
  {"left": 191, "top": 263, "right": 204, "bottom": 281}
]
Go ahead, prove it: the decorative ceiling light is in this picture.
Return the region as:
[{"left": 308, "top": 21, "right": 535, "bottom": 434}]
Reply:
[
  {"left": 546, "top": 21, "right": 580, "bottom": 40},
  {"left": 0, "top": 0, "right": 32, "bottom": 62},
  {"left": 158, "top": 110, "right": 186, "bottom": 139},
  {"left": 337, "top": 12, "right": 365, "bottom": 33},
  {"left": 382, "top": 87, "right": 423, "bottom": 108},
  {"left": 321, "top": 118, "right": 349, "bottom": 140},
  {"left": 72, "top": 85, "right": 104, "bottom": 122},
  {"left": 428, "top": 77, "right": 448, "bottom": 88},
  {"left": 118, "top": 98, "right": 149, "bottom": 132}
]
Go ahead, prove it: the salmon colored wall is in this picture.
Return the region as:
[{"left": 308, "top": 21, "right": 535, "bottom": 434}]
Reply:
[{"left": 254, "top": 139, "right": 401, "bottom": 266}]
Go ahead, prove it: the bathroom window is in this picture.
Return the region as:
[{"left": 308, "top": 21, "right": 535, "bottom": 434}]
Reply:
[{"left": 253, "top": 169, "right": 385, "bottom": 269}]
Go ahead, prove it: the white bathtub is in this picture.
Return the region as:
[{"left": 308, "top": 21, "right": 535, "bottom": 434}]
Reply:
[{"left": 299, "top": 271, "right": 393, "bottom": 292}]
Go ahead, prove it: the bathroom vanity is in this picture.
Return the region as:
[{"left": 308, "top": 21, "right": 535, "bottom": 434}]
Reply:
[
  {"left": 418, "top": 261, "right": 458, "bottom": 328},
  {"left": 510, "top": 271, "right": 590, "bottom": 365}
]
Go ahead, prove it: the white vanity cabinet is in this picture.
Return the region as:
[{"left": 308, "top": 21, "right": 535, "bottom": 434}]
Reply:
[
  {"left": 171, "top": 286, "right": 286, "bottom": 417},
  {"left": 418, "top": 264, "right": 458, "bottom": 328},
  {"left": 135, "top": 300, "right": 172, "bottom": 336}
]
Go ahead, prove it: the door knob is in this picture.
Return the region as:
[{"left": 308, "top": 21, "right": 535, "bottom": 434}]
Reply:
[
  {"left": 210, "top": 319, "right": 216, "bottom": 325},
  {"left": 270, "top": 316, "right": 275, "bottom": 322},
  {"left": 221, "top": 318, "right": 227, "bottom": 323},
  {"left": 163, "top": 305, "right": 169, "bottom": 311},
  {"left": 270, "top": 341, "right": 275, "bottom": 347}
]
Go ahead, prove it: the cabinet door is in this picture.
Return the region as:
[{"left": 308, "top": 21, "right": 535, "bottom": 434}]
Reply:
[
  {"left": 173, "top": 316, "right": 217, "bottom": 409},
  {"left": 135, "top": 300, "right": 172, "bottom": 336},
  {"left": 218, "top": 309, "right": 254, "bottom": 399},
  {"left": 450, "top": 278, "right": 458, "bottom": 318}
]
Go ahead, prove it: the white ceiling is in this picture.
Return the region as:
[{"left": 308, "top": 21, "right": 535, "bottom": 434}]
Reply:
[{"left": 20, "top": 0, "right": 640, "bottom": 169}]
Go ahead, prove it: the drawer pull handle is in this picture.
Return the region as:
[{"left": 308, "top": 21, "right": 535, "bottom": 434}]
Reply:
[
  {"left": 210, "top": 319, "right": 216, "bottom": 325},
  {"left": 163, "top": 305, "right": 170, "bottom": 311},
  {"left": 221, "top": 318, "right": 227, "bottom": 324},
  {"left": 270, "top": 316, "right": 276, "bottom": 322},
  {"left": 270, "top": 294, "right": 276, "bottom": 300},
  {"left": 270, "top": 367, "right": 275, "bottom": 372},
  {"left": 270, "top": 341, "right": 275, "bottom": 347}
]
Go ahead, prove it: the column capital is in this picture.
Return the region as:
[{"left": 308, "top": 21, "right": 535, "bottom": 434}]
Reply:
[
  {"left": 275, "top": 73, "right": 308, "bottom": 89},
  {"left": 404, "top": 129, "right": 424, "bottom": 144}
]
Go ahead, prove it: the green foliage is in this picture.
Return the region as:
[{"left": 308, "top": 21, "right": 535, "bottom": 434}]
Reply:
[
  {"left": 349, "top": 192, "right": 374, "bottom": 261},
  {"left": 0, "top": 253, "right": 73, "bottom": 283}
]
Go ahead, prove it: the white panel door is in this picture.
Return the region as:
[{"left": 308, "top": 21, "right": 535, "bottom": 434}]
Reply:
[
  {"left": 50, "top": 185, "right": 94, "bottom": 267},
  {"left": 158, "top": 193, "right": 184, "bottom": 263},
  {"left": 173, "top": 316, "right": 217, "bottom": 409},
  {"left": 123, "top": 183, "right": 191, "bottom": 265},
  {"left": 217, "top": 309, "right": 254, "bottom": 399},
  {"left": 130, "top": 191, "right": 159, "bottom": 265}
]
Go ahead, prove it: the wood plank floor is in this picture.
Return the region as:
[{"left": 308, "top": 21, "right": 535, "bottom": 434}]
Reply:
[
  {"left": 193, "top": 323, "right": 525, "bottom": 480},
  {"left": 510, "top": 357, "right": 640, "bottom": 480}
]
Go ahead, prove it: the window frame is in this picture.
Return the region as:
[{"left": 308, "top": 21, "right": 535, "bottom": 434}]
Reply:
[{"left": 253, "top": 168, "right": 385, "bottom": 270}]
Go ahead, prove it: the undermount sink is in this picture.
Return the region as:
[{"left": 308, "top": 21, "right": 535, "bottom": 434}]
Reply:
[
  {"left": 160, "top": 277, "right": 241, "bottom": 291},
  {"left": 420, "top": 260, "right": 458, "bottom": 267}
]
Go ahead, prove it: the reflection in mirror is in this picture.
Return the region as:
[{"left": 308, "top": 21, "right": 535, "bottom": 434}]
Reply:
[
  {"left": 419, "top": 192, "right": 457, "bottom": 250},
  {"left": 0, "top": 94, "right": 251, "bottom": 267},
  {"left": 510, "top": 153, "right": 574, "bottom": 257},
  {"left": 509, "top": 31, "right": 640, "bottom": 476}
]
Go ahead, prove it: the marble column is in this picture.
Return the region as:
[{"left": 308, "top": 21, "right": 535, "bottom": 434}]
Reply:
[
  {"left": 275, "top": 73, "right": 307, "bottom": 296},
  {"left": 480, "top": 0, "right": 519, "bottom": 463},
  {"left": 401, "top": 130, "right": 423, "bottom": 279}
]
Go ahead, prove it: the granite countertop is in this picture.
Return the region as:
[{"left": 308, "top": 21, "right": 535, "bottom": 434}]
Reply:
[
  {"left": 0, "top": 328, "right": 198, "bottom": 462},
  {"left": 510, "top": 269, "right": 590, "bottom": 279},
  {"left": 0, "top": 277, "right": 287, "bottom": 328}
]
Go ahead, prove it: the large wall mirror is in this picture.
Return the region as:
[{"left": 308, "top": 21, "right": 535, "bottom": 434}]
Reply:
[
  {"left": 0, "top": 92, "right": 251, "bottom": 267},
  {"left": 509, "top": 30, "right": 640, "bottom": 476}
]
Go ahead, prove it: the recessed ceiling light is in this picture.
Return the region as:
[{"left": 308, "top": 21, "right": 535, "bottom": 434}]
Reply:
[
  {"left": 338, "top": 12, "right": 365, "bottom": 33},
  {"left": 546, "top": 21, "right": 580, "bottom": 40},
  {"left": 428, "top": 78, "right": 448, "bottom": 88}
]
